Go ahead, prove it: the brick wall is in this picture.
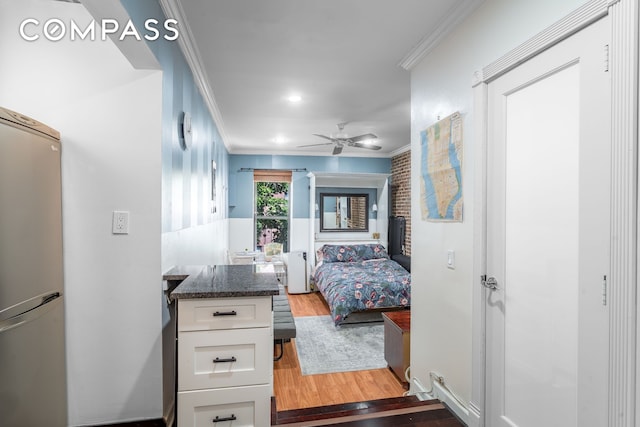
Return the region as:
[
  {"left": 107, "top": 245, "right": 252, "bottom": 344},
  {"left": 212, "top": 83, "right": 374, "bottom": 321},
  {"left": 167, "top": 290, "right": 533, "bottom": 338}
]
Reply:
[
  {"left": 391, "top": 150, "right": 411, "bottom": 256},
  {"left": 349, "top": 197, "right": 367, "bottom": 229}
]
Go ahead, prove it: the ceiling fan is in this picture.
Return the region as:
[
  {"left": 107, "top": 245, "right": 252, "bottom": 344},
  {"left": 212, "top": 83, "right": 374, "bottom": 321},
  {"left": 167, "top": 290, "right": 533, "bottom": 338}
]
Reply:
[{"left": 299, "top": 122, "right": 382, "bottom": 155}]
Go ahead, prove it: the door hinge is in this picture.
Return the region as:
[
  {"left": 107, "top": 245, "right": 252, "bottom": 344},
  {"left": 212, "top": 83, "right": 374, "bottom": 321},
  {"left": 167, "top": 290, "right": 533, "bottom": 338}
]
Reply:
[
  {"left": 602, "top": 275, "right": 607, "bottom": 306},
  {"left": 604, "top": 44, "right": 609, "bottom": 72}
]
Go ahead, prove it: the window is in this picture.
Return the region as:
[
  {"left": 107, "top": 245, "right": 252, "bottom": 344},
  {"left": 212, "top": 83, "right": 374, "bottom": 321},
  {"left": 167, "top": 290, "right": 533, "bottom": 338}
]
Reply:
[{"left": 254, "top": 170, "right": 291, "bottom": 253}]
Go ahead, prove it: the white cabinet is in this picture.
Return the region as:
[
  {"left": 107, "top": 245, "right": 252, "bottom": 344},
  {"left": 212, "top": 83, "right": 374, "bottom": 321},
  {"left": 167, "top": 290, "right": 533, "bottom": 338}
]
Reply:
[
  {"left": 178, "top": 385, "right": 271, "bottom": 426},
  {"left": 177, "top": 296, "right": 273, "bottom": 427}
]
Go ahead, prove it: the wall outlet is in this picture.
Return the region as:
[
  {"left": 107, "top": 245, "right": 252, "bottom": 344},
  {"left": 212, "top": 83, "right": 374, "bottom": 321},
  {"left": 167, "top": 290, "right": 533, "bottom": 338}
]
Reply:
[{"left": 112, "top": 211, "right": 129, "bottom": 234}]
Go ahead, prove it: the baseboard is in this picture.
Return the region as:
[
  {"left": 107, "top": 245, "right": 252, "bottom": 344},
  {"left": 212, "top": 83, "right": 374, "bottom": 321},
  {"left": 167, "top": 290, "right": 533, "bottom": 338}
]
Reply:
[
  {"left": 466, "top": 401, "right": 482, "bottom": 427},
  {"left": 432, "top": 380, "right": 469, "bottom": 425},
  {"left": 409, "top": 376, "right": 434, "bottom": 400}
]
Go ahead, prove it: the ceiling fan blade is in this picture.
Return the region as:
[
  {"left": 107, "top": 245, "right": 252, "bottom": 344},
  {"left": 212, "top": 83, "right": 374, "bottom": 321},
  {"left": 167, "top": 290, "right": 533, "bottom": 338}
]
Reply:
[
  {"left": 298, "top": 142, "right": 334, "bottom": 148},
  {"left": 332, "top": 145, "right": 343, "bottom": 155},
  {"left": 350, "top": 142, "right": 382, "bottom": 150},
  {"left": 312, "top": 133, "right": 337, "bottom": 141},
  {"left": 348, "top": 133, "right": 378, "bottom": 143}
]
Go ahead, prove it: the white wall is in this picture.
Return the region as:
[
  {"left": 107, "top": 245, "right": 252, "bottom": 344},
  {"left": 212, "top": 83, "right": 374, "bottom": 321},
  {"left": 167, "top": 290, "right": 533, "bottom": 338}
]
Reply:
[
  {"left": 162, "top": 221, "right": 228, "bottom": 268},
  {"left": 0, "top": 1, "right": 163, "bottom": 424},
  {"left": 409, "top": 0, "right": 588, "bottom": 411}
]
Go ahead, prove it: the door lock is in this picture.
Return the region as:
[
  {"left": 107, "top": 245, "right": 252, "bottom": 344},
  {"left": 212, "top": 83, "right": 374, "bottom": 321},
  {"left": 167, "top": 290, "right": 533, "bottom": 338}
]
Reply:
[{"left": 481, "top": 275, "right": 499, "bottom": 290}]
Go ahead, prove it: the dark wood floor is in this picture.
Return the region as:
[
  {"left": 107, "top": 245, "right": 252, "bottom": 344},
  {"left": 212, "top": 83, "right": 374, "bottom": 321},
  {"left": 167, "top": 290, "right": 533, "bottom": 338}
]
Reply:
[{"left": 272, "top": 395, "right": 465, "bottom": 426}]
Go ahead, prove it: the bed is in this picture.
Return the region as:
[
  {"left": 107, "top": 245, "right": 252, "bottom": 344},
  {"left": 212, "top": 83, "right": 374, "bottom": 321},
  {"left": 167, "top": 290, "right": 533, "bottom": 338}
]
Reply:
[{"left": 313, "top": 244, "right": 411, "bottom": 326}]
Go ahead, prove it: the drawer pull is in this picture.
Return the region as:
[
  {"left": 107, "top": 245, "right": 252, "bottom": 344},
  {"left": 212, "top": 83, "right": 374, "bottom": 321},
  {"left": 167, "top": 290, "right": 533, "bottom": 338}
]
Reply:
[
  {"left": 213, "top": 310, "right": 237, "bottom": 316},
  {"left": 213, "top": 356, "right": 237, "bottom": 363},
  {"left": 213, "top": 414, "right": 236, "bottom": 423}
]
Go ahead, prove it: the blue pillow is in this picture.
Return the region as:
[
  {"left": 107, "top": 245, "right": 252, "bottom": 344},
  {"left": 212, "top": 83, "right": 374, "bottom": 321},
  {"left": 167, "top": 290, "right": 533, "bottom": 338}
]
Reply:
[{"left": 321, "top": 244, "right": 389, "bottom": 262}]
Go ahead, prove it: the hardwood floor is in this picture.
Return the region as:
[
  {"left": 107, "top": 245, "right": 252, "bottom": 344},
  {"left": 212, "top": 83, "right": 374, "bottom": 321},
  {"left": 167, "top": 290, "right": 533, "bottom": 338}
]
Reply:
[
  {"left": 273, "top": 291, "right": 407, "bottom": 412},
  {"left": 287, "top": 290, "right": 331, "bottom": 317}
]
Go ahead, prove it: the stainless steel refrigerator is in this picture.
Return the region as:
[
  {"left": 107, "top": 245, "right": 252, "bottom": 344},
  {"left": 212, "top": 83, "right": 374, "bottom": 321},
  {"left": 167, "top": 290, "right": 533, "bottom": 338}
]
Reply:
[{"left": 0, "top": 107, "right": 67, "bottom": 426}]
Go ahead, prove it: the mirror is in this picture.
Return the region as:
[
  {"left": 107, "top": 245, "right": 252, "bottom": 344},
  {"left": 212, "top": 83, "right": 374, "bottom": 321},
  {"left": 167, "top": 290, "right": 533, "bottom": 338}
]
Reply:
[{"left": 319, "top": 193, "right": 369, "bottom": 232}]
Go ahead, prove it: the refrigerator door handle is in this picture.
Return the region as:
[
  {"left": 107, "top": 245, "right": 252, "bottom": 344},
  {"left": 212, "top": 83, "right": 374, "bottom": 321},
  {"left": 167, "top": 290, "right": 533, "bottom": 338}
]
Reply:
[{"left": 0, "top": 291, "right": 62, "bottom": 333}]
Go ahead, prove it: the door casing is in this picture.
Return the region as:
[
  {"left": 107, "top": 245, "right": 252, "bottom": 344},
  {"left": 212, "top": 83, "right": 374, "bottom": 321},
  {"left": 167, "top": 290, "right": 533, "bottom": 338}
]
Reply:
[{"left": 469, "top": 1, "right": 638, "bottom": 426}]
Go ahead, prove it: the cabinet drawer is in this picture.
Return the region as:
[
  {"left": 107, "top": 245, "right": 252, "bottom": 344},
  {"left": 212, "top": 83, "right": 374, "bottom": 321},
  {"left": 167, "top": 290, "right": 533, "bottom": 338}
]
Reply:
[
  {"left": 178, "top": 297, "right": 272, "bottom": 331},
  {"left": 178, "top": 328, "right": 272, "bottom": 391},
  {"left": 177, "top": 384, "right": 271, "bottom": 427}
]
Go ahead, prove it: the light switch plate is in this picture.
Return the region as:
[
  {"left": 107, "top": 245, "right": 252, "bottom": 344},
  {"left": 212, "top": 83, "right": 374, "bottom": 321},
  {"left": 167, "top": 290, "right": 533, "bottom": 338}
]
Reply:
[{"left": 447, "top": 250, "right": 455, "bottom": 269}]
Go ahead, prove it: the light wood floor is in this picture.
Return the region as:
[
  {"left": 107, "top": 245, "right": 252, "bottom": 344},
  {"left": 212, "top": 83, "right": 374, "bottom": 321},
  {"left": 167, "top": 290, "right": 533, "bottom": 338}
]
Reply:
[{"left": 273, "top": 291, "right": 407, "bottom": 412}]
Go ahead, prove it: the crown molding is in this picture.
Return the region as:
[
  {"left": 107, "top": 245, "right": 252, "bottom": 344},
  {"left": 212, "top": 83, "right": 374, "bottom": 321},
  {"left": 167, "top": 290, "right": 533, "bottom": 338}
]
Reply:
[
  {"left": 398, "top": 0, "right": 485, "bottom": 71},
  {"left": 479, "top": 0, "right": 610, "bottom": 84},
  {"left": 159, "top": 0, "right": 230, "bottom": 150},
  {"left": 388, "top": 144, "right": 411, "bottom": 157}
]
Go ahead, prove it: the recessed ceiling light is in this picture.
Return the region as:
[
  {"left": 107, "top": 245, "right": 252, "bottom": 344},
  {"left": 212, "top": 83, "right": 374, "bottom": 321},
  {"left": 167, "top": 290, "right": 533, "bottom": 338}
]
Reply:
[
  {"left": 286, "top": 94, "right": 302, "bottom": 103},
  {"left": 272, "top": 136, "right": 287, "bottom": 144}
]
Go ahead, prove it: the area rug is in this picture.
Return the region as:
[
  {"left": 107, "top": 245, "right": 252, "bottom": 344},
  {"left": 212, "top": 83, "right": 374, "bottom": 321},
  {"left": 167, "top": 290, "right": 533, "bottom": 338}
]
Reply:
[{"left": 294, "top": 315, "right": 387, "bottom": 375}]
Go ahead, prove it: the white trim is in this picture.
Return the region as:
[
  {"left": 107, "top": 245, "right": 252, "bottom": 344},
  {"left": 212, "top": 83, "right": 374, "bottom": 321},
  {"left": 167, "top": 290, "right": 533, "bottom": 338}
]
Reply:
[
  {"left": 608, "top": 1, "right": 638, "bottom": 425},
  {"left": 307, "top": 172, "right": 391, "bottom": 189},
  {"left": 307, "top": 172, "right": 390, "bottom": 266},
  {"left": 466, "top": 402, "right": 482, "bottom": 427},
  {"left": 470, "top": 80, "right": 488, "bottom": 427},
  {"left": 159, "top": 0, "right": 230, "bottom": 150},
  {"left": 398, "top": 0, "right": 486, "bottom": 71},
  {"left": 637, "top": 49, "right": 640, "bottom": 427},
  {"left": 474, "top": 0, "right": 610, "bottom": 85},
  {"left": 409, "top": 377, "right": 433, "bottom": 400},
  {"left": 472, "top": 1, "right": 638, "bottom": 426},
  {"left": 432, "top": 380, "right": 469, "bottom": 424}
]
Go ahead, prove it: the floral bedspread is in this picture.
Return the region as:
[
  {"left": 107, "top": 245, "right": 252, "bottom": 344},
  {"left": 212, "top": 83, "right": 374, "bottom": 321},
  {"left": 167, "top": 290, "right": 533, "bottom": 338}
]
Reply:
[{"left": 314, "top": 258, "right": 411, "bottom": 326}]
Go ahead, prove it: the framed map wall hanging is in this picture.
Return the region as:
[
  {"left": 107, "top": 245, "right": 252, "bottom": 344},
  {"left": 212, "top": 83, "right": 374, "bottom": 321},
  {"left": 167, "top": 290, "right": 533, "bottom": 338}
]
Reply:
[{"left": 420, "top": 112, "right": 463, "bottom": 222}]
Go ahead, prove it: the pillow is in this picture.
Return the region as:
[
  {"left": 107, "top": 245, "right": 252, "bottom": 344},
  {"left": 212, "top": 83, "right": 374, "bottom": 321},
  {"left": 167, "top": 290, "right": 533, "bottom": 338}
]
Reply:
[
  {"left": 361, "top": 258, "right": 387, "bottom": 264},
  {"left": 321, "top": 244, "right": 390, "bottom": 263}
]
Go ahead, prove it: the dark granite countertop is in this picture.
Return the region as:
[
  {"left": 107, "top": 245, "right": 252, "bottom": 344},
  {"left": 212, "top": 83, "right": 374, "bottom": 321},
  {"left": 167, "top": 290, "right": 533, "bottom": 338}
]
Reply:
[
  {"left": 169, "top": 264, "right": 280, "bottom": 300},
  {"left": 163, "top": 265, "right": 207, "bottom": 281}
]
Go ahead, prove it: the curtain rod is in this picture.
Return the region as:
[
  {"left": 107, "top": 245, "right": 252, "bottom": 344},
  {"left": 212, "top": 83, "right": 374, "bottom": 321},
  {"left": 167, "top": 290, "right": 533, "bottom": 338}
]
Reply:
[{"left": 238, "top": 168, "right": 307, "bottom": 172}]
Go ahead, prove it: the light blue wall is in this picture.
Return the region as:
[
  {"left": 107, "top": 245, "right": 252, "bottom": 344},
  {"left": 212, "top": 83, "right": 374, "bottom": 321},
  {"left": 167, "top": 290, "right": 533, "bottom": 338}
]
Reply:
[
  {"left": 122, "top": 0, "right": 229, "bottom": 232},
  {"left": 229, "top": 155, "right": 390, "bottom": 219},
  {"left": 120, "top": 2, "right": 231, "bottom": 423}
]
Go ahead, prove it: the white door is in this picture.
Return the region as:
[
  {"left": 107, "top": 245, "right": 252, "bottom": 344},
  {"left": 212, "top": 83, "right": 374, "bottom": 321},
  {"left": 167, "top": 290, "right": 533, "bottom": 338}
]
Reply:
[{"left": 485, "top": 16, "right": 610, "bottom": 427}]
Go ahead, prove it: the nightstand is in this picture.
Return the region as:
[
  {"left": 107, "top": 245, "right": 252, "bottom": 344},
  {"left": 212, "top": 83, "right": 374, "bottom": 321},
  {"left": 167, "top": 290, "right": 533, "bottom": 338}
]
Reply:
[{"left": 382, "top": 310, "right": 411, "bottom": 388}]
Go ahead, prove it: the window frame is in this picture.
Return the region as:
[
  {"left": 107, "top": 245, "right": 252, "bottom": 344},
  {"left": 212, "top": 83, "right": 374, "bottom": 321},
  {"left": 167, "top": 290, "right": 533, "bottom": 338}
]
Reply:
[{"left": 253, "top": 172, "right": 291, "bottom": 253}]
